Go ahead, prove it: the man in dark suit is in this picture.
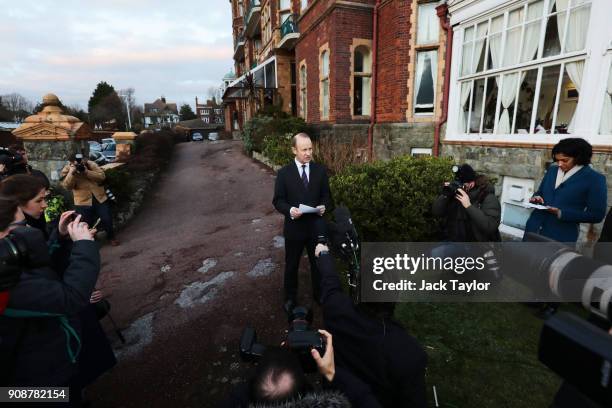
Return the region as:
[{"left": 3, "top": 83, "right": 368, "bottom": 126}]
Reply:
[{"left": 273, "top": 133, "right": 332, "bottom": 312}]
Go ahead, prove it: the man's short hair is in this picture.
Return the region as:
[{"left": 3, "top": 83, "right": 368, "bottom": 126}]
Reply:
[
  {"left": 292, "top": 133, "right": 311, "bottom": 148},
  {"left": 250, "top": 348, "right": 307, "bottom": 404}
]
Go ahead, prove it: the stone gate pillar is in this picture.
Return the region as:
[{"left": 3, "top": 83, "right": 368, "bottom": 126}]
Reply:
[{"left": 12, "top": 94, "right": 92, "bottom": 183}]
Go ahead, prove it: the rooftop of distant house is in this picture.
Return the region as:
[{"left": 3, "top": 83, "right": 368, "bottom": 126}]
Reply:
[{"left": 144, "top": 97, "right": 178, "bottom": 116}]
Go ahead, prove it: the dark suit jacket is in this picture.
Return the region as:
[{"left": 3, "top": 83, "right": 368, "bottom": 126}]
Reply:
[
  {"left": 525, "top": 165, "right": 607, "bottom": 242},
  {"left": 272, "top": 161, "right": 332, "bottom": 240}
]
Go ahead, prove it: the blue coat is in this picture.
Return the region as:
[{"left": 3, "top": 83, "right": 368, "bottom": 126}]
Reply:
[{"left": 524, "top": 165, "right": 608, "bottom": 242}]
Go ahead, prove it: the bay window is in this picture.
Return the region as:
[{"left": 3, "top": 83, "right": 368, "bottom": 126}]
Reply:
[{"left": 456, "top": 0, "right": 592, "bottom": 136}]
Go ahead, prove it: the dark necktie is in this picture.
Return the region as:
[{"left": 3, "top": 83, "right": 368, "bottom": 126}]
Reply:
[{"left": 301, "top": 164, "right": 309, "bottom": 188}]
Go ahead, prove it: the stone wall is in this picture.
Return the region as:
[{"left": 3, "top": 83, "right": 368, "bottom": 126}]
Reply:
[
  {"left": 25, "top": 140, "right": 89, "bottom": 183},
  {"left": 310, "top": 123, "right": 369, "bottom": 145},
  {"left": 373, "top": 122, "right": 435, "bottom": 161}
]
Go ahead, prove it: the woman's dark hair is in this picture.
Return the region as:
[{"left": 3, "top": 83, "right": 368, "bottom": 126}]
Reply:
[
  {"left": 551, "top": 138, "right": 593, "bottom": 165},
  {"left": 0, "top": 174, "right": 47, "bottom": 206},
  {"left": 0, "top": 195, "right": 20, "bottom": 231}
]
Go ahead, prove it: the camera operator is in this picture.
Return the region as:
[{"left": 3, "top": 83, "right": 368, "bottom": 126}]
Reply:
[
  {"left": 0, "top": 145, "right": 50, "bottom": 186},
  {"left": 61, "top": 153, "right": 118, "bottom": 246},
  {"left": 432, "top": 164, "right": 501, "bottom": 246},
  {"left": 221, "top": 330, "right": 381, "bottom": 408},
  {"left": 0, "top": 196, "right": 100, "bottom": 390},
  {"left": 314, "top": 243, "right": 428, "bottom": 408}
]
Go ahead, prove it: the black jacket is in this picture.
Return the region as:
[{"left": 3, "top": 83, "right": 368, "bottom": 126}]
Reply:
[
  {"left": 317, "top": 254, "right": 428, "bottom": 408},
  {"left": 432, "top": 184, "right": 501, "bottom": 242},
  {"left": 0, "top": 227, "right": 100, "bottom": 386},
  {"left": 273, "top": 162, "right": 332, "bottom": 240}
]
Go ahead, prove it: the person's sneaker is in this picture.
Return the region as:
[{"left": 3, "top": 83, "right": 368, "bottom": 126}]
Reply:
[{"left": 110, "top": 240, "right": 120, "bottom": 247}]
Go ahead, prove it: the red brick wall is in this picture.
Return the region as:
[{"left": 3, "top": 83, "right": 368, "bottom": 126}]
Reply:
[
  {"left": 295, "top": 1, "right": 374, "bottom": 125},
  {"left": 375, "top": 0, "right": 412, "bottom": 123}
]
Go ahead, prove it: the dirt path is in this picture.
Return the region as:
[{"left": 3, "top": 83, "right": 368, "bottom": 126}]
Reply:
[{"left": 88, "top": 141, "right": 317, "bottom": 407}]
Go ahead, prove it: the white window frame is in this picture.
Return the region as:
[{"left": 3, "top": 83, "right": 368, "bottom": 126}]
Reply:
[{"left": 446, "top": 0, "right": 612, "bottom": 146}]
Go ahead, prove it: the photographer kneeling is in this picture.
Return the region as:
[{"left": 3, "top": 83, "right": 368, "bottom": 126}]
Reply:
[
  {"left": 0, "top": 196, "right": 100, "bottom": 389},
  {"left": 315, "top": 243, "right": 428, "bottom": 408}
]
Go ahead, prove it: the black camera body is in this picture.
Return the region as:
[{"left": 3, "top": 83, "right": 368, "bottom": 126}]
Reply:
[
  {"left": 0, "top": 148, "right": 26, "bottom": 176},
  {"left": 240, "top": 305, "right": 325, "bottom": 373},
  {"left": 0, "top": 233, "right": 29, "bottom": 292},
  {"left": 442, "top": 180, "right": 465, "bottom": 198}
]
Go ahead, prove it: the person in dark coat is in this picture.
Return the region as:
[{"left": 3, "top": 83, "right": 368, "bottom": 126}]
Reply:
[
  {"left": 315, "top": 243, "right": 428, "bottom": 408},
  {"left": 432, "top": 164, "right": 501, "bottom": 243},
  {"left": 524, "top": 138, "right": 607, "bottom": 243},
  {"left": 0, "top": 197, "right": 100, "bottom": 388},
  {"left": 272, "top": 133, "right": 332, "bottom": 311}
]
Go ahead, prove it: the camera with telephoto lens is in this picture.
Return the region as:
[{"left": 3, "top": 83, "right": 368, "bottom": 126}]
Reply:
[
  {"left": 503, "top": 233, "right": 612, "bottom": 407},
  {"left": 0, "top": 147, "right": 26, "bottom": 176},
  {"left": 240, "top": 305, "right": 326, "bottom": 373}
]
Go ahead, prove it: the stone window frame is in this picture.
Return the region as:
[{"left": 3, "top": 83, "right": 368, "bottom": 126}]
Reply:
[
  {"left": 299, "top": 59, "right": 308, "bottom": 120},
  {"left": 406, "top": 0, "right": 444, "bottom": 122},
  {"left": 319, "top": 43, "right": 331, "bottom": 121},
  {"left": 350, "top": 39, "right": 373, "bottom": 119}
]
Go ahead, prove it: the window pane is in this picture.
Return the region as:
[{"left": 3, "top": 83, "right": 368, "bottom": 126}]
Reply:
[
  {"left": 542, "top": 14, "right": 561, "bottom": 57},
  {"left": 496, "top": 73, "right": 519, "bottom": 134},
  {"left": 355, "top": 50, "right": 364, "bottom": 73},
  {"left": 461, "top": 43, "right": 473, "bottom": 75},
  {"left": 473, "top": 38, "right": 486, "bottom": 73},
  {"left": 535, "top": 64, "right": 561, "bottom": 133},
  {"left": 354, "top": 76, "right": 363, "bottom": 116},
  {"left": 417, "top": 3, "right": 439, "bottom": 45},
  {"left": 520, "top": 21, "right": 541, "bottom": 62},
  {"left": 415, "top": 50, "right": 437, "bottom": 114},
  {"left": 514, "top": 69, "right": 538, "bottom": 133},
  {"left": 321, "top": 51, "right": 329, "bottom": 76},
  {"left": 459, "top": 81, "right": 472, "bottom": 133},
  {"left": 265, "top": 62, "right": 276, "bottom": 88},
  {"left": 464, "top": 26, "right": 474, "bottom": 44},
  {"left": 600, "top": 62, "right": 612, "bottom": 134},
  {"left": 469, "top": 78, "right": 486, "bottom": 133},
  {"left": 508, "top": 7, "right": 524, "bottom": 27},
  {"left": 561, "top": 4, "right": 591, "bottom": 53},
  {"left": 362, "top": 76, "right": 371, "bottom": 116},
  {"left": 503, "top": 27, "right": 522, "bottom": 66},
  {"left": 322, "top": 79, "right": 329, "bottom": 118},
  {"left": 527, "top": 0, "right": 544, "bottom": 21},
  {"left": 280, "top": 0, "right": 290, "bottom": 9},
  {"left": 482, "top": 76, "right": 499, "bottom": 133},
  {"left": 554, "top": 61, "right": 584, "bottom": 133},
  {"left": 301, "top": 0, "right": 308, "bottom": 10}
]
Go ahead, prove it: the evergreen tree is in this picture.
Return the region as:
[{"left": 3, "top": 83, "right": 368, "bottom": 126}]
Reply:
[{"left": 179, "top": 104, "right": 197, "bottom": 121}]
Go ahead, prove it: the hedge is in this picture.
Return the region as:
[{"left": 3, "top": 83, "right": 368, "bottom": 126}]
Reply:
[{"left": 330, "top": 156, "right": 454, "bottom": 242}]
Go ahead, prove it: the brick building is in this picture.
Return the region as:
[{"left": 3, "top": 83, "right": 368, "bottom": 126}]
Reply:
[
  {"left": 224, "top": 0, "right": 450, "bottom": 158},
  {"left": 195, "top": 97, "right": 224, "bottom": 125}
]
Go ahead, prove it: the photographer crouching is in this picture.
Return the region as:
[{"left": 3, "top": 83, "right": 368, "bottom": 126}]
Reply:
[
  {"left": 0, "top": 195, "right": 100, "bottom": 401},
  {"left": 61, "top": 153, "right": 118, "bottom": 246}
]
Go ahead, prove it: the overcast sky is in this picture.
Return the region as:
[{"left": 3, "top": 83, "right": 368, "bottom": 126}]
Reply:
[{"left": 1, "top": 0, "right": 234, "bottom": 111}]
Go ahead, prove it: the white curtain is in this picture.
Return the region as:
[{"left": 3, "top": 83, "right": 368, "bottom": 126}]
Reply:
[
  {"left": 521, "top": 1, "right": 544, "bottom": 62},
  {"left": 414, "top": 52, "right": 426, "bottom": 105},
  {"left": 458, "top": 82, "right": 472, "bottom": 133},
  {"left": 600, "top": 64, "right": 612, "bottom": 134},
  {"left": 488, "top": 17, "right": 504, "bottom": 69},
  {"left": 565, "top": 60, "right": 585, "bottom": 133},
  {"left": 557, "top": 0, "right": 590, "bottom": 53},
  {"left": 430, "top": 50, "right": 438, "bottom": 99},
  {"left": 497, "top": 73, "right": 520, "bottom": 133},
  {"left": 472, "top": 23, "right": 488, "bottom": 73},
  {"left": 417, "top": 3, "right": 439, "bottom": 45}
]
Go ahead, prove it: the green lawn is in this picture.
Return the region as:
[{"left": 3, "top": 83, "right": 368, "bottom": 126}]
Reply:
[{"left": 394, "top": 303, "right": 562, "bottom": 408}]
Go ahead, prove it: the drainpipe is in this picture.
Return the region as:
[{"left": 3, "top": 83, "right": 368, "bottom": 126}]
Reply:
[
  {"left": 367, "top": 0, "right": 381, "bottom": 161},
  {"left": 434, "top": 3, "right": 452, "bottom": 157}
]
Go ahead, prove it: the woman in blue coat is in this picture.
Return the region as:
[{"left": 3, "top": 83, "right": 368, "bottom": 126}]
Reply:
[{"left": 524, "top": 138, "right": 608, "bottom": 243}]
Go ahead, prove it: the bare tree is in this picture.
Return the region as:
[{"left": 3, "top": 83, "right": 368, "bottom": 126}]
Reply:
[
  {"left": 118, "top": 87, "right": 136, "bottom": 112},
  {"left": 206, "top": 86, "right": 222, "bottom": 105},
  {"left": 1, "top": 93, "right": 34, "bottom": 121}
]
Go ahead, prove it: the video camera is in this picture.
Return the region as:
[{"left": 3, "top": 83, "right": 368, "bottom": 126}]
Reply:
[
  {"left": 505, "top": 233, "right": 612, "bottom": 406},
  {"left": 240, "top": 305, "right": 326, "bottom": 373}
]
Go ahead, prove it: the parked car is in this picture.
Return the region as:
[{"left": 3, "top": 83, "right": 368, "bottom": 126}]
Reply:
[
  {"left": 88, "top": 141, "right": 102, "bottom": 153},
  {"left": 101, "top": 138, "right": 115, "bottom": 147},
  {"left": 208, "top": 132, "right": 219, "bottom": 141},
  {"left": 100, "top": 143, "right": 116, "bottom": 162},
  {"left": 192, "top": 132, "right": 204, "bottom": 141},
  {"left": 89, "top": 150, "right": 108, "bottom": 166}
]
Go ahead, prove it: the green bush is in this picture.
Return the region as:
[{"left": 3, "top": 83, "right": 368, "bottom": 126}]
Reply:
[
  {"left": 263, "top": 133, "right": 293, "bottom": 166},
  {"left": 330, "top": 156, "right": 454, "bottom": 241},
  {"left": 104, "top": 167, "right": 135, "bottom": 210},
  {"left": 241, "top": 109, "right": 308, "bottom": 157}
]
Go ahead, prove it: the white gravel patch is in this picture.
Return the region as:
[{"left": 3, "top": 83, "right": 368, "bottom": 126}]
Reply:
[
  {"left": 114, "top": 312, "right": 155, "bottom": 360},
  {"left": 197, "top": 258, "right": 218, "bottom": 274},
  {"left": 175, "top": 271, "right": 235, "bottom": 309},
  {"left": 247, "top": 258, "right": 276, "bottom": 278},
  {"left": 273, "top": 236, "right": 285, "bottom": 248}
]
